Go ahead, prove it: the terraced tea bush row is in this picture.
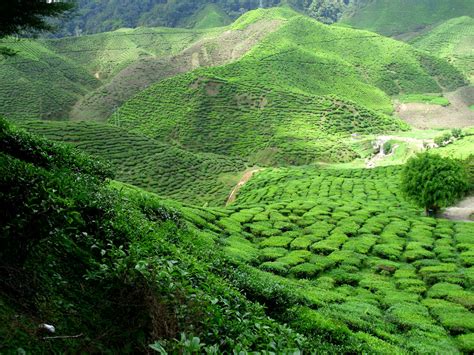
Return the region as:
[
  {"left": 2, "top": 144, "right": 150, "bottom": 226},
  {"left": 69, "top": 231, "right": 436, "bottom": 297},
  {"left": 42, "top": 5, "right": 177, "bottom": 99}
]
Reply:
[
  {"left": 0, "top": 39, "right": 98, "bottom": 120},
  {"left": 153, "top": 164, "right": 474, "bottom": 353},
  {"left": 18, "top": 120, "right": 246, "bottom": 206}
]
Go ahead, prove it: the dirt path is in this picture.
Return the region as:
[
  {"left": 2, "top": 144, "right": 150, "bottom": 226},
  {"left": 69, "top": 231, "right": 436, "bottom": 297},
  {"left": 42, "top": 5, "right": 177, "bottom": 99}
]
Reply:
[
  {"left": 226, "top": 168, "right": 263, "bottom": 206},
  {"left": 442, "top": 196, "right": 474, "bottom": 222},
  {"left": 366, "top": 135, "right": 432, "bottom": 168}
]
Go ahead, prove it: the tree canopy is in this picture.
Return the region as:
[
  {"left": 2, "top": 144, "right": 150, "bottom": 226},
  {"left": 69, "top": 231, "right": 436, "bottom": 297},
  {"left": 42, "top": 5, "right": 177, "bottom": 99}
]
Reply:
[
  {"left": 401, "top": 153, "right": 470, "bottom": 215},
  {"left": 0, "top": 0, "right": 74, "bottom": 37}
]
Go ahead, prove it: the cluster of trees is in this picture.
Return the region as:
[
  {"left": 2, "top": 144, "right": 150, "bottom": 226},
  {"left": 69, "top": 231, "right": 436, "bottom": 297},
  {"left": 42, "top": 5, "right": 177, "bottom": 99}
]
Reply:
[
  {"left": 49, "top": 0, "right": 280, "bottom": 36},
  {"left": 40, "top": 0, "right": 356, "bottom": 37},
  {"left": 289, "top": 0, "right": 353, "bottom": 23}
]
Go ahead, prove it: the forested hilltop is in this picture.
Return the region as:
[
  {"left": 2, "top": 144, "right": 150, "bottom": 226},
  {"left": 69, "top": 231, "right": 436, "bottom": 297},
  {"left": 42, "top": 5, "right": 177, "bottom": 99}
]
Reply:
[{"left": 53, "top": 0, "right": 351, "bottom": 36}]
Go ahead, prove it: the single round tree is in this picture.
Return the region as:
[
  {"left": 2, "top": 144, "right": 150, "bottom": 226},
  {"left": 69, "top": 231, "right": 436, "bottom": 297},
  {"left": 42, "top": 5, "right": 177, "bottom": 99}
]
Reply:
[{"left": 401, "top": 153, "right": 470, "bottom": 216}]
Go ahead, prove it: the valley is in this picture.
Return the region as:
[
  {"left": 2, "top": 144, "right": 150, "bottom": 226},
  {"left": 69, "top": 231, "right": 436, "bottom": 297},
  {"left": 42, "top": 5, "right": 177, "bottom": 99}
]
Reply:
[{"left": 1, "top": 1, "right": 473, "bottom": 353}]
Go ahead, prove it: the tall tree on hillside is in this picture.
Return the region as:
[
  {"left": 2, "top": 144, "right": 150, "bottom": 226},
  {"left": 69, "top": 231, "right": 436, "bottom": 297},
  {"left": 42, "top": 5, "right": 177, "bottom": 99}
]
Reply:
[{"left": 0, "top": 0, "right": 74, "bottom": 38}]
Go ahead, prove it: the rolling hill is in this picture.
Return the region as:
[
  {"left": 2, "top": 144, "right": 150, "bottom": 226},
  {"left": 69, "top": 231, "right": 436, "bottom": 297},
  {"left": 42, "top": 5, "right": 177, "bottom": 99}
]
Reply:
[
  {"left": 341, "top": 0, "right": 474, "bottom": 37},
  {"left": 411, "top": 16, "right": 474, "bottom": 83},
  {"left": 111, "top": 8, "right": 465, "bottom": 165},
  {"left": 0, "top": 38, "right": 98, "bottom": 121}
]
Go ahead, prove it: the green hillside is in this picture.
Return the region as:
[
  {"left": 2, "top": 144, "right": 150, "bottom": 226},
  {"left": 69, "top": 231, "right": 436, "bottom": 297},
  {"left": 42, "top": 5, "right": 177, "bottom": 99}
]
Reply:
[
  {"left": 0, "top": 38, "right": 98, "bottom": 121},
  {"left": 0, "top": 26, "right": 221, "bottom": 121},
  {"left": 341, "top": 0, "right": 474, "bottom": 37},
  {"left": 112, "top": 9, "right": 466, "bottom": 165},
  {"left": 114, "top": 72, "right": 408, "bottom": 166},
  {"left": 411, "top": 16, "right": 474, "bottom": 83},
  {"left": 17, "top": 120, "right": 246, "bottom": 206},
  {"left": 223, "top": 12, "right": 465, "bottom": 106}
]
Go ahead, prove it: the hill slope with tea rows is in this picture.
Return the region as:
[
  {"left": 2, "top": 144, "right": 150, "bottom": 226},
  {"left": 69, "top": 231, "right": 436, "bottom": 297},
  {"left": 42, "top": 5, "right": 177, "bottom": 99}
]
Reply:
[
  {"left": 411, "top": 16, "right": 474, "bottom": 84},
  {"left": 113, "top": 9, "right": 466, "bottom": 165},
  {"left": 171, "top": 164, "right": 474, "bottom": 353},
  {"left": 17, "top": 119, "right": 246, "bottom": 206},
  {"left": 342, "top": 0, "right": 474, "bottom": 37}
]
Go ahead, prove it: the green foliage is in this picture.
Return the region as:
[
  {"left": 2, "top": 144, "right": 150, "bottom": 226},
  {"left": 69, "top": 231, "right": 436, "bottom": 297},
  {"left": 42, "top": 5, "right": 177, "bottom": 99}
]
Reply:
[
  {"left": 0, "top": 0, "right": 74, "bottom": 37},
  {"left": 18, "top": 120, "right": 246, "bottom": 206},
  {"left": 341, "top": 0, "right": 474, "bottom": 37},
  {"left": 401, "top": 153, "right": 470, "bottom": 214},
  {"left": 411, "top": 16, "right": 474, "bottom": 83},
  {"left": 398, "top": 93, "right": 450, "bottom": 106}
]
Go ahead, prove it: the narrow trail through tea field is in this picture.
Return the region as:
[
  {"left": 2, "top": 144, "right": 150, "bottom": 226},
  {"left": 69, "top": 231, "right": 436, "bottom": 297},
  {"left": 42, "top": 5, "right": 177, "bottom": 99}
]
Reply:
[
  {"left": 443, "top": 196, "right": 474, "bottom": 222},
  {"left": 226, "top": 167, "right": 263, "bottom": 205}
]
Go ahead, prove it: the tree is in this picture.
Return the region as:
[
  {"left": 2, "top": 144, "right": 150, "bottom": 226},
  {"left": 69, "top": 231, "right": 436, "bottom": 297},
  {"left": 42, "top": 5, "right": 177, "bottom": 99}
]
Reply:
[
  {"left": 401, "top": 153, "right": 470, "bottom": 216},
  {"left": 0, "top": 0, "right": 74, "bottom": 38}
]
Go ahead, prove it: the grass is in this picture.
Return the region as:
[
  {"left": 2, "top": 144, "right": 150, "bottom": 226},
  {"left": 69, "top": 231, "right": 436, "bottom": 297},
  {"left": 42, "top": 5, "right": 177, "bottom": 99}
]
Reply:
[
  {"left": 17, "top": 119, "right": 247, "bottom": 206},
  {"left": 398, "top": 93, "right": 450, "bottom": 106}
]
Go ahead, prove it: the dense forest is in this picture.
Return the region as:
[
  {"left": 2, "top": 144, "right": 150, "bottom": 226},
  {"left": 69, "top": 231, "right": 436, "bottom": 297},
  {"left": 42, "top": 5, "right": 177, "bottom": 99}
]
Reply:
[{"left": 53, "top": 0, "right": 351, "bottom": 36}]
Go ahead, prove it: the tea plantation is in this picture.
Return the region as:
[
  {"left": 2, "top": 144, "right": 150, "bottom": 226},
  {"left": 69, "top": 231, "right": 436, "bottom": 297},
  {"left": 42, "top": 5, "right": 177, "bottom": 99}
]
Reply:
[
  {"left": 170, "top": 165, "right": 474, "bottom": 353},
  {"left": 411, "top": 16, "right": 474, "bottom": 84},
  {"left": 114, "top": 71, "right": 409, "bottom": 165},
  {"left": 1, "top": 3, "right": 474, "bottom": 353},
  {"left": 341, "top": 0, "right": 474, "bottom": 37},
  {"left": 17, "top": 119, "right": 246, "bottom": 206}
]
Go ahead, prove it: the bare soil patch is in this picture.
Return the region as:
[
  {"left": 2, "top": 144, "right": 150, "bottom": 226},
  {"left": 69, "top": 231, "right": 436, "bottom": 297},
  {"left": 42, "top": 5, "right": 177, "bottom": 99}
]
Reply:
[{"left": 396, "top": 86, "right": 474, "bottom": 129}]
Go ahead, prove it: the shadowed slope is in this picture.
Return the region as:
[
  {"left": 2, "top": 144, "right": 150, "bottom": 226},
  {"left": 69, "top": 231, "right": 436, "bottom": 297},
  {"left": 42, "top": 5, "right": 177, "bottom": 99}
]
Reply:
[{"left": 18, "top": 120, "right": 247, "bottom": 206}]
